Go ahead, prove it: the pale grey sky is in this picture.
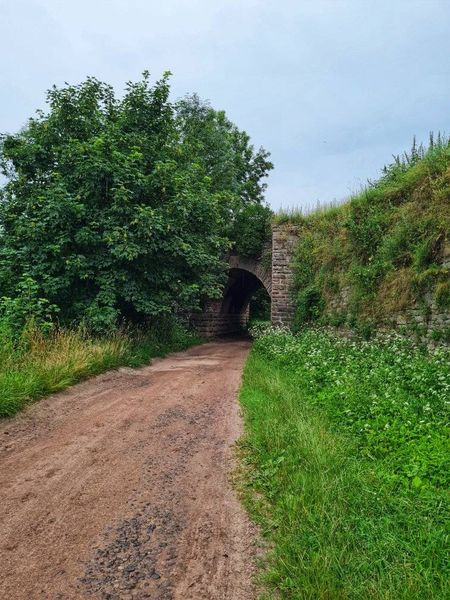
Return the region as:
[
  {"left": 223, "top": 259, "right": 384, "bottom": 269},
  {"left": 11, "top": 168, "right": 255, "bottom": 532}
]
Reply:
[{"left": 1, "top": 0, "right": 449, "bottom": 210}]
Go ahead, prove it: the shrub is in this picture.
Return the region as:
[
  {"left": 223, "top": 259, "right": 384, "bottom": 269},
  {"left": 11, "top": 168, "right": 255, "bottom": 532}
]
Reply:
[
  {"left": 0, "top": 276, "right": 59, "bottom": 337},
  {"left": 0, "top": 75, "right": 272, "bottom": 332},
  {"left": 230, "top": 203, "right": 272, "bottom": 258}
]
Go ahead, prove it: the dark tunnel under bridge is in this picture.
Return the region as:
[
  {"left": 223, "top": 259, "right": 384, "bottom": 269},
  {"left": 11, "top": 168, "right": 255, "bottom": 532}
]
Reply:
[{"left": 191, "top": 226, "right": 299, "bottom": 337}]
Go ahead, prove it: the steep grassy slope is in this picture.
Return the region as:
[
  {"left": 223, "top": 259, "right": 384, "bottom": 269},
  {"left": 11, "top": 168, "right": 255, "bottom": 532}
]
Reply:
[{"left": 276, "top": 138, "right": 450, "bottom": 338}]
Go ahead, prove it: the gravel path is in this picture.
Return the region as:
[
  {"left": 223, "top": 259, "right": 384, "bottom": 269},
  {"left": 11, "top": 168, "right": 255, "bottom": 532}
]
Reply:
[{"left": 0, "top": 340, "right": 257, "bottom": 599}]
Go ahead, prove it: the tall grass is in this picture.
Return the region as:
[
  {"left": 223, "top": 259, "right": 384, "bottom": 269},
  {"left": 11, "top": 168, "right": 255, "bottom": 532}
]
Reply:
[
  {"left": 239, "top": 326, "right": 449, "bottom": 599},
  {"left": 0, "top": 321, "right": 201, "bottom": 417},
  {"left": 273, "top": 198, "right": 349, "bottom": 224},
  {"left": 274, "top": 134, "right": 450, "bottom": 225}
]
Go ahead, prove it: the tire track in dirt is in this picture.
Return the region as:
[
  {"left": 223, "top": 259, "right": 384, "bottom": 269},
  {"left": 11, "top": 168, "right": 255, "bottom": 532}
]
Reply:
[{"left": 0, "top": 340, "right": 257, "bottom": 599}]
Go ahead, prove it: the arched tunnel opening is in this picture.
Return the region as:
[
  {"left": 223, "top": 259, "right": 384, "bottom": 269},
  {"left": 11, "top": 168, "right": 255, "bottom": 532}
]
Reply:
[
  {"left": 220, "top": 268, "right": 271, "bottom": 328},
  {"left": 192, "top": 264, "right": 272, "bottom": 337}
]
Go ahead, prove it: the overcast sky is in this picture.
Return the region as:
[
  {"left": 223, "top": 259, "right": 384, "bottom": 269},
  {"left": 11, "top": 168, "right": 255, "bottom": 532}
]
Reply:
[{"left": 1, "top": 0, "right": 449, "bottom": 210}]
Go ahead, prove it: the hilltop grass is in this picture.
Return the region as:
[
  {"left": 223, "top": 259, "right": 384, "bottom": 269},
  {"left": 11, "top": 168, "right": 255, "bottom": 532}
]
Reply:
[
  {"left": 273, "top": 136, "right": 450, "bottom": 331},
  {"left": 0, "top": 321, "right": 201, "bottom": 417},
  {"left": 239, "top": 326, "right": 449, "bottom": 599}
]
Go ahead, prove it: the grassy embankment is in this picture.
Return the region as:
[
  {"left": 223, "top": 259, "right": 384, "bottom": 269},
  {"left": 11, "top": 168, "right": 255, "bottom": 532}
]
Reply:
[
  {"left": 275, "top": 136, "right": 450, "bottom": 339},
  {"left": 239, "top": 327, "right": 449, "bottom": 599},
  {"left": 0, "top": 321, "right": 201, "bottom": 417}
]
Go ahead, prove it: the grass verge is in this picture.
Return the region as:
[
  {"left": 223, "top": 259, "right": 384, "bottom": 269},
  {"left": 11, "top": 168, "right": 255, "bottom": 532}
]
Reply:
[
  {"left": 239, "top": 327, "right": 449, "bottom": 599},
  {"left": 0, "top": 321, "right": 202, "bottom": 417}
]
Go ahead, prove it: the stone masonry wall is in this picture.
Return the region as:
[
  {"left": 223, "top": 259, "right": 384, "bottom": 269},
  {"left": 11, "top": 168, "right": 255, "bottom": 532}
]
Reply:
[
  {"left": 271, "top": 224, "right": 299, "bottom": 327},
  {"left": 193, "top": 225, "right": 448, "bottom": 342},
  {"left": 322, "top": 243, "right": 450, "bottom": 345},
  {"left": 386, "top": 246, "right": 450, "bottom": 345},
  {"left": 191, "top": 299, "right": 247, "bottom": 337}
]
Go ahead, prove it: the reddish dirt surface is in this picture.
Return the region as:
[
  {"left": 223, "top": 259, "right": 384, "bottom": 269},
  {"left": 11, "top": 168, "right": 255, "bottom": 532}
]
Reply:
[{"left": 0, "top": 340, "right": 258, "bottom": 600}]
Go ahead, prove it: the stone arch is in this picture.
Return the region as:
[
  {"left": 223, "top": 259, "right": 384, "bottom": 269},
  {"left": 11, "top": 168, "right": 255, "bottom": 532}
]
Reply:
[
  {"left": 220, "top": 268, "right": 268, "bottom": 317},
  {"left": 220, "top": 254, "right": 272, "bottom": 324},
  {"left": 192, "top": 254, "right": 271, "bottom": 337},
  {"left": 192, "top": 226, "right": 299, "bottom": 337},
  {"left": 227, "top": 254, "right": 272, "bottom": 297}
]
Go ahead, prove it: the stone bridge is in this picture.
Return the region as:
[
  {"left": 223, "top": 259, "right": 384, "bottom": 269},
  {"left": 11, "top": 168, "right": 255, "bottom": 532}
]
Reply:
[{"left": 193, "top": 224, "right": 298, "bottom": 336}]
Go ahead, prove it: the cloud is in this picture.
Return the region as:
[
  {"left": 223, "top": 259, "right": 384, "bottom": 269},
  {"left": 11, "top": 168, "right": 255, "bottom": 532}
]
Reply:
[{"left": 1, "top": 0, "right": 449, "bottom": 208}]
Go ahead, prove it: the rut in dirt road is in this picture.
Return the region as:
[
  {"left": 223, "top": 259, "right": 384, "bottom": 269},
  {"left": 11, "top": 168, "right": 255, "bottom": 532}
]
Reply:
[{"left": 0, "top": 340, "right": 258, "bottom": 600}]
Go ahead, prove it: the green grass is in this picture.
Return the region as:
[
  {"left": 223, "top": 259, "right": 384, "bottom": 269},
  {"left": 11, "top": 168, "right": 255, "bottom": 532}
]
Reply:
[
  {"left": 0, "top": 320, "right": 201, "bottom": 417},
  {"left": 239, "top": 327, "right": 449, "bottom": 599},
  {"left": 275, "top": 136, "right": 450, "bottom": 332},
  {"left": 273, "top": 199, "right": 348, "bottom": 224}
]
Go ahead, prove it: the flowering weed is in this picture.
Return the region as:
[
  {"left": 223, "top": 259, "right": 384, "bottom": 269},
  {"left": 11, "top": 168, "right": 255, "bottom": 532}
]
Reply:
[{"left": 239, "top": 327, "right": 449, "bottom": 598}]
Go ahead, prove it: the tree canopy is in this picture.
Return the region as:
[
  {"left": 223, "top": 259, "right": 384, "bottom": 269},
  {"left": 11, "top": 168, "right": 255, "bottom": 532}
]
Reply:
[{"left": 0, "top": 73, "right": 272, "bottom": 331}]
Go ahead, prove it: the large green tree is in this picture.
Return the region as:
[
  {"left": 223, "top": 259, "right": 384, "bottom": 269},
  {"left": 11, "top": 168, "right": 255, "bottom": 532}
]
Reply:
[{"left": 0, "top": 73, "right": 272, "bottom": 330}]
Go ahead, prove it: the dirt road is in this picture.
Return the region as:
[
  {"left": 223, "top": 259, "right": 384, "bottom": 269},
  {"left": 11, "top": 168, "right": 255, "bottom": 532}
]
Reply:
[{"left": 0, "top": 340, "right": 257, "bottom": 600}]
